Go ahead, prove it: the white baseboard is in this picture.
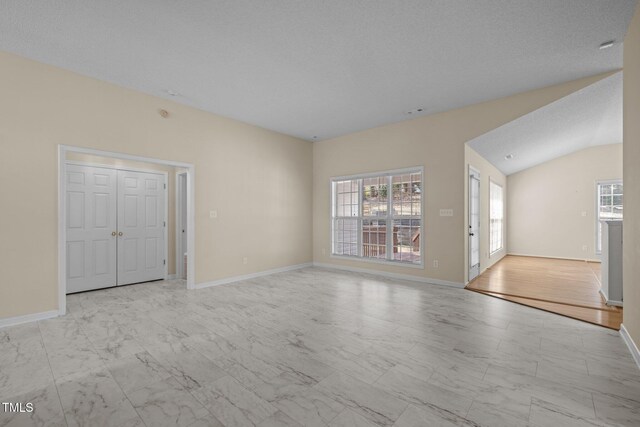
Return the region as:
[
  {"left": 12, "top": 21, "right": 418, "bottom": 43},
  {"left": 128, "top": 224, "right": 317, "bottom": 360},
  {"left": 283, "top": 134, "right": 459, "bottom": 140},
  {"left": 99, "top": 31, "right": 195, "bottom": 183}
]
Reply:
[
  {"left": 507, "top": 253, "right": 600, "bottom": 263},
  {"left": 598, "top": 288, "right": 607, "bottom": 301},
  {"left": 0, "top": 310, "right": 59, "bottom": 329},
  {"left": 598, "top": 289, "right": 623, "bottom": 307},
  {"left": 312, "top": 262, "right": 465, "bottom": 289},
  {"left": 620, "top": 324, "right": 640, "bottom": 371},
  {"left": 165, "top": 274, "right": 178, "bottom": 280},
  {"left": 195, "top": 263, "right": 313, "bottom": 289}
]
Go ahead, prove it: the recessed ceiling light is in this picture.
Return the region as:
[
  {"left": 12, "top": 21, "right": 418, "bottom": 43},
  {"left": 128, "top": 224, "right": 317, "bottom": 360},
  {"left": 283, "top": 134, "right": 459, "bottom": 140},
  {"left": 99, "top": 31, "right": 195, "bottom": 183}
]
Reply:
[
  {"left": 312, "top": 136, "right": 318, "bottom": 139},
  {"left": 505, "top": 154, "right": 514, "bottom": 160},
  {"left": 599, "top": 40, "right": 615, "bottom": 50},
  {"left": 406, "top": 107, "right": 426, "bottom": 115},
  {"left": 165, "top": 89, "right": 180, "bottom": 97}
]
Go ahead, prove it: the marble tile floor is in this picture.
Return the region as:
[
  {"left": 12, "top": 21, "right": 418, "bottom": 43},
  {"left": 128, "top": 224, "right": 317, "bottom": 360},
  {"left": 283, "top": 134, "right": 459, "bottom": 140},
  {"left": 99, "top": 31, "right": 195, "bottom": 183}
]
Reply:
[{"left": 1, "top": 267, "right": 640, "bottom": 426}]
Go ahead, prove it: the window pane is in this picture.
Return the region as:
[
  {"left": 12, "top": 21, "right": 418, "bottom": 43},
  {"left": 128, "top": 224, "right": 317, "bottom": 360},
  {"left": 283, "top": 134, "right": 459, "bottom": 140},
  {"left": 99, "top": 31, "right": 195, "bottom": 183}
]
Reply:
[
  {"left": 335, "top": 179, "right": 359, "bottom": 217},
  {"left": 390, "top": 172, "right": 422, "bottom": 217},
  {"left": 334, "top": 218, "right": 358, "bottom": 256},
  {"left": 362, "top": 176, "right": 388, "bottom": 217},
  {"left": 596, "top": 182, "right": 623, "bottom": 253},
  {"left": 411, "top": 173, "right": 422, "bottom": 216},
  {"left": 490, "top": 182, "right": 503, "bottom": 253},
  {"left": 392, "top": 219, "right": 421, "bottom": 263},
  {"left": 362, "top": 219, "right": 387, "bottom": 259}
]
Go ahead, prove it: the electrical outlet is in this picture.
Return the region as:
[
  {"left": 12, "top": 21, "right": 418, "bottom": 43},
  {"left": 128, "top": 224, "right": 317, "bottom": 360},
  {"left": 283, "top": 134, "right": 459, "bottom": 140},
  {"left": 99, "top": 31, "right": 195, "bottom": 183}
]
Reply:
[
  {"left": 581, "top": 211, "right": 587, "bottom": 217},
  {"left": 581, "top": 245, "right": 587, "bottom": 252},
  {"left": 209, "top": 210, "right": 218, "bottom": 219},
  {"left": 243, "top": 257, "right": 248, "bottom": 265},
  {"left": 433, "top": 260, "right": 439, "bottom": 268},
  {"left": 439, "top": 209, "right": 453, "bottom": 217}
]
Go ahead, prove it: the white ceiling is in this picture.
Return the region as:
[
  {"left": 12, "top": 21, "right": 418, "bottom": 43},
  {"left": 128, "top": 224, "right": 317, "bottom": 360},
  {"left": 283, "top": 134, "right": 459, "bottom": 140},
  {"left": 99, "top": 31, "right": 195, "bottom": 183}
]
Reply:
[
  {"left": 0, "top": 1, "right": 636, "bottom": 141},
  {"left": 467, "top": 72, "right": 622, "bottom": 175}
]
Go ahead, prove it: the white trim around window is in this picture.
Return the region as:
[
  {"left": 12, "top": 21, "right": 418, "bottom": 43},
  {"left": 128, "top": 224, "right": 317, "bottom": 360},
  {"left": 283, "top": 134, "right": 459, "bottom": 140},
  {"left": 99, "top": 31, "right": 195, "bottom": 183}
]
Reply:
[
  {"left": 330, "top": 166, "right": 424, "bottom": 268},
  {"left": 595, "top": 179, "right": 623, "bottom": 255}
]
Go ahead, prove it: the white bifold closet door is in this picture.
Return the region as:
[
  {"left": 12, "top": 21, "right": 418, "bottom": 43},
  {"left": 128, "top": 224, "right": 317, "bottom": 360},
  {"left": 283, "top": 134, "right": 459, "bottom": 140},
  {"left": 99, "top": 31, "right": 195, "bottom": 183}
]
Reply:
[
  {"left": 66, "top": 164, "right": 166, "bottom": 293},
  {"left": 66, "top": 165, "right": 118, "bottom": 293},
  {"left": 116, "top": 170, "right": 166, "bottom": 286}
]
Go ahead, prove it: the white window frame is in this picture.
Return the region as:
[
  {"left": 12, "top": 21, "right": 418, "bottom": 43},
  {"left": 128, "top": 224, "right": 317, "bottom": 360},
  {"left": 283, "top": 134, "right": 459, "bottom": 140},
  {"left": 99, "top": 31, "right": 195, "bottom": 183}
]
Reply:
[
  {"left": 595, "top": 179, "right": 623, "bottom": 255},
  {"left": 489, "top": 180, "right": 504, "bottom": 255},
  {"left": 330, "top": 166, "right": 424, "bottom": 268}
]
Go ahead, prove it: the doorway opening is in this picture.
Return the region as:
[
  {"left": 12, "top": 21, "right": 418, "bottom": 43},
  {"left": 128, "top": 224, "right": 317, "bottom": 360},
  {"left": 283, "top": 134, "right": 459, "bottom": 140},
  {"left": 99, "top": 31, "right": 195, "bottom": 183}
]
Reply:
[{"left": 58, "top": 145, "right": 195, "bottom": 315}]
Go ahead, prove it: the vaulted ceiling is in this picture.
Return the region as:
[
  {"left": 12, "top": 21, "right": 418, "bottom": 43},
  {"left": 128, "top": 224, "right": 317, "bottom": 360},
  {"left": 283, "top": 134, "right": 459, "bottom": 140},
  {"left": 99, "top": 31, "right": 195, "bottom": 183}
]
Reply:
[
  {"left": 0, "top": 1, "right": 636, "bottom": 141},
  {"left": 468, "top": 72, "right": 622, "bottom": 175}
]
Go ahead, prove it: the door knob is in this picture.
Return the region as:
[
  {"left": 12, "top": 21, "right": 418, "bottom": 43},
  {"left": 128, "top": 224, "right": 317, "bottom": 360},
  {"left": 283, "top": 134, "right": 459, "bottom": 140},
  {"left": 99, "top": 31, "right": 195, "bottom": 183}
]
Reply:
[
  {"left": 112, "top": 231, "right": 117, "bottom": 236},
  {"left": 118, "top": 232, "right": 123, "bottom": 236}
]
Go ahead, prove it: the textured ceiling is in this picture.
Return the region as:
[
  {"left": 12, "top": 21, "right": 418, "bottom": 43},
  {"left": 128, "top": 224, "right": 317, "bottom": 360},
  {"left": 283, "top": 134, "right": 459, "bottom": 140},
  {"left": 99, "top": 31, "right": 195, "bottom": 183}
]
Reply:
[
  {"left": 468, "top": 72, "right": 622, "bottom": 175},
  {"left": 0, "top": 1, "right": 636, "bottom": 141}
]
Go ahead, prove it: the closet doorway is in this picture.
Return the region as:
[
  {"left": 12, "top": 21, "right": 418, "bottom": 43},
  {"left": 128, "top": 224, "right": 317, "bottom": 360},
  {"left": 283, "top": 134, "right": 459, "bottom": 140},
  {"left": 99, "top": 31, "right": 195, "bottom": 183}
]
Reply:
[
  {"left": 65, "top": 163, "right": 168, "bottom": 293},
  {"left": 58, "top": 145, "right": 195, "bottom": 314}
]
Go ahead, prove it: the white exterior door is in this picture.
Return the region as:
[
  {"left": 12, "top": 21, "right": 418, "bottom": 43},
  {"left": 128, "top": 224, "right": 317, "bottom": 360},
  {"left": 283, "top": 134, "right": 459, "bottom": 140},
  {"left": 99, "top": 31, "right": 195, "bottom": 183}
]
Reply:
[
  {"left": 469, "top": 168, "right": 481, "bottom": 282},
  {"left": 117, "top": 170, "right": 166, "bottom": 286},
  {"left": 66, "top": 165, "right": 118, "bottom": 293}
]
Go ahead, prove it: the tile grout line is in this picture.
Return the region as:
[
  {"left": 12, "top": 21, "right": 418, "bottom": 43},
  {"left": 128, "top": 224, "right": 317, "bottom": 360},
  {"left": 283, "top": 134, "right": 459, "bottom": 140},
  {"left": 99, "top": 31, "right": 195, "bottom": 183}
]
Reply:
[{"left": 37, "top": 320, "right": 70, "bottom": 427}]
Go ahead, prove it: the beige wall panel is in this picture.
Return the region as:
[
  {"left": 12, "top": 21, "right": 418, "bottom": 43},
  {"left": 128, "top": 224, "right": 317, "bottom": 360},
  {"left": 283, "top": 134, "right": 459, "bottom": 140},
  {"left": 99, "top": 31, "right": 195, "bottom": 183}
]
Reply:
[
  {"left": 507, "top": 144, "right": 622, "bottom": 262},
  {"left": 0, "top": 51, "right": 312, "bottom": 319},
  {"left": 623, "top": 4, "right": 640, "bottom": 347}
]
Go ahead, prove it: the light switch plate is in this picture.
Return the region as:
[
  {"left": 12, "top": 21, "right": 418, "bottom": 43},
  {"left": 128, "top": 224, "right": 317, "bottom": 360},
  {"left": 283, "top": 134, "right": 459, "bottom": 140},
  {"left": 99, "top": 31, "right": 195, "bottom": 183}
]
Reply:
[{"left": 439, "top": 209, "right": 453, "bottom": 217}]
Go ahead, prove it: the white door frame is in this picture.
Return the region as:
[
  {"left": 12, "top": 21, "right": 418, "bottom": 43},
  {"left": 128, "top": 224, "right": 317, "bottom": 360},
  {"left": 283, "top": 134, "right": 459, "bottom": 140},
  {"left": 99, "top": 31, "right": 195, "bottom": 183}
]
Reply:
[
  {"left": 176, "top": 172, "right": 188, "bottom": 280},
  {"left": 468, "top": 166, "right": 481, "bottom": 282},
  {"left": 58, "top": 145, "right": 196, "bottom": 316}
]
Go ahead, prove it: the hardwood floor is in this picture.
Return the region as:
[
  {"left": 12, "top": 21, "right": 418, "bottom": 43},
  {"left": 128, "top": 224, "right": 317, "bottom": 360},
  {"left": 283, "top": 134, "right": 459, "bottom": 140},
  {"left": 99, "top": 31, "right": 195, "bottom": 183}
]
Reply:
[{"left": 466, "top": 255, "right": 623, "bottom": 330}]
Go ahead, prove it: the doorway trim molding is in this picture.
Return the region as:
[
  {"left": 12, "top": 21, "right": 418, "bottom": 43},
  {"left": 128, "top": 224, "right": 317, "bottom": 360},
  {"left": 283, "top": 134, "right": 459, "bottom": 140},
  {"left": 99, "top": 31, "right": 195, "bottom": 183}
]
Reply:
[
  {"left": 468, "top": 165, "right": 481, "bottom": 283},
  {"left": 58, "top": 145, "right": 196, "bottom": 317},
  {"left": 176, "top": 172, "right": 188, "bottom": 280}
]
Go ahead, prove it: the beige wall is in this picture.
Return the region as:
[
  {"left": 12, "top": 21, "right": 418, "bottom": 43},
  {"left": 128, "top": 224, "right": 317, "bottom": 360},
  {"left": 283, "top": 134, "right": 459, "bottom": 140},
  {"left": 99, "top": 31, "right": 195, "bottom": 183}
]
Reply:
[
  {"left": 507, "top": 144, "right": 622, "bottom": 261},
  {"left": 65, "top": 153, "right": 182, "bottom": 276},
  {"left": 623, "top": 4, "right": 640, "bottom": 347},
  {"left": 312, "top": 72, "right": 613, "bottom": 285},
  {"left": 465, "top": 146, "right": 507, "bottom": 280},
  {"left": 0, "top": 51, "right": 312, "bottom": 319}
]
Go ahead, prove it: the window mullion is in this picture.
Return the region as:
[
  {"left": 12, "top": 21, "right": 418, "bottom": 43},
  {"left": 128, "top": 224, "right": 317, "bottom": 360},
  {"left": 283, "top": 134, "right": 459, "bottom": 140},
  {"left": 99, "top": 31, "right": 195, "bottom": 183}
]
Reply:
[
  {"left": 358, "top": 179, "right": 362, "bottom": 258},
  {"left": 387, "top": 175, "right": 393, "bottom": 261}
]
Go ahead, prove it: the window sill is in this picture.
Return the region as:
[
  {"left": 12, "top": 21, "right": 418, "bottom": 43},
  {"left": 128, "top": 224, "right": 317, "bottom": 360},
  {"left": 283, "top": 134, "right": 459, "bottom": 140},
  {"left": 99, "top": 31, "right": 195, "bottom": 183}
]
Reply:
[{"left": 330, "top": 254, "right": 424, "bottom": 269}]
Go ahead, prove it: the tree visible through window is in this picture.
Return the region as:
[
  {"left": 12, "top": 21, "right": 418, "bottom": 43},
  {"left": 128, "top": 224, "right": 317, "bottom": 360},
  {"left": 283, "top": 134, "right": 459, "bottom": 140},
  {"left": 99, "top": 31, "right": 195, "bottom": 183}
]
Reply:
[{"left": 332, "top": 169, "right": 423, "bottom": 265}]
